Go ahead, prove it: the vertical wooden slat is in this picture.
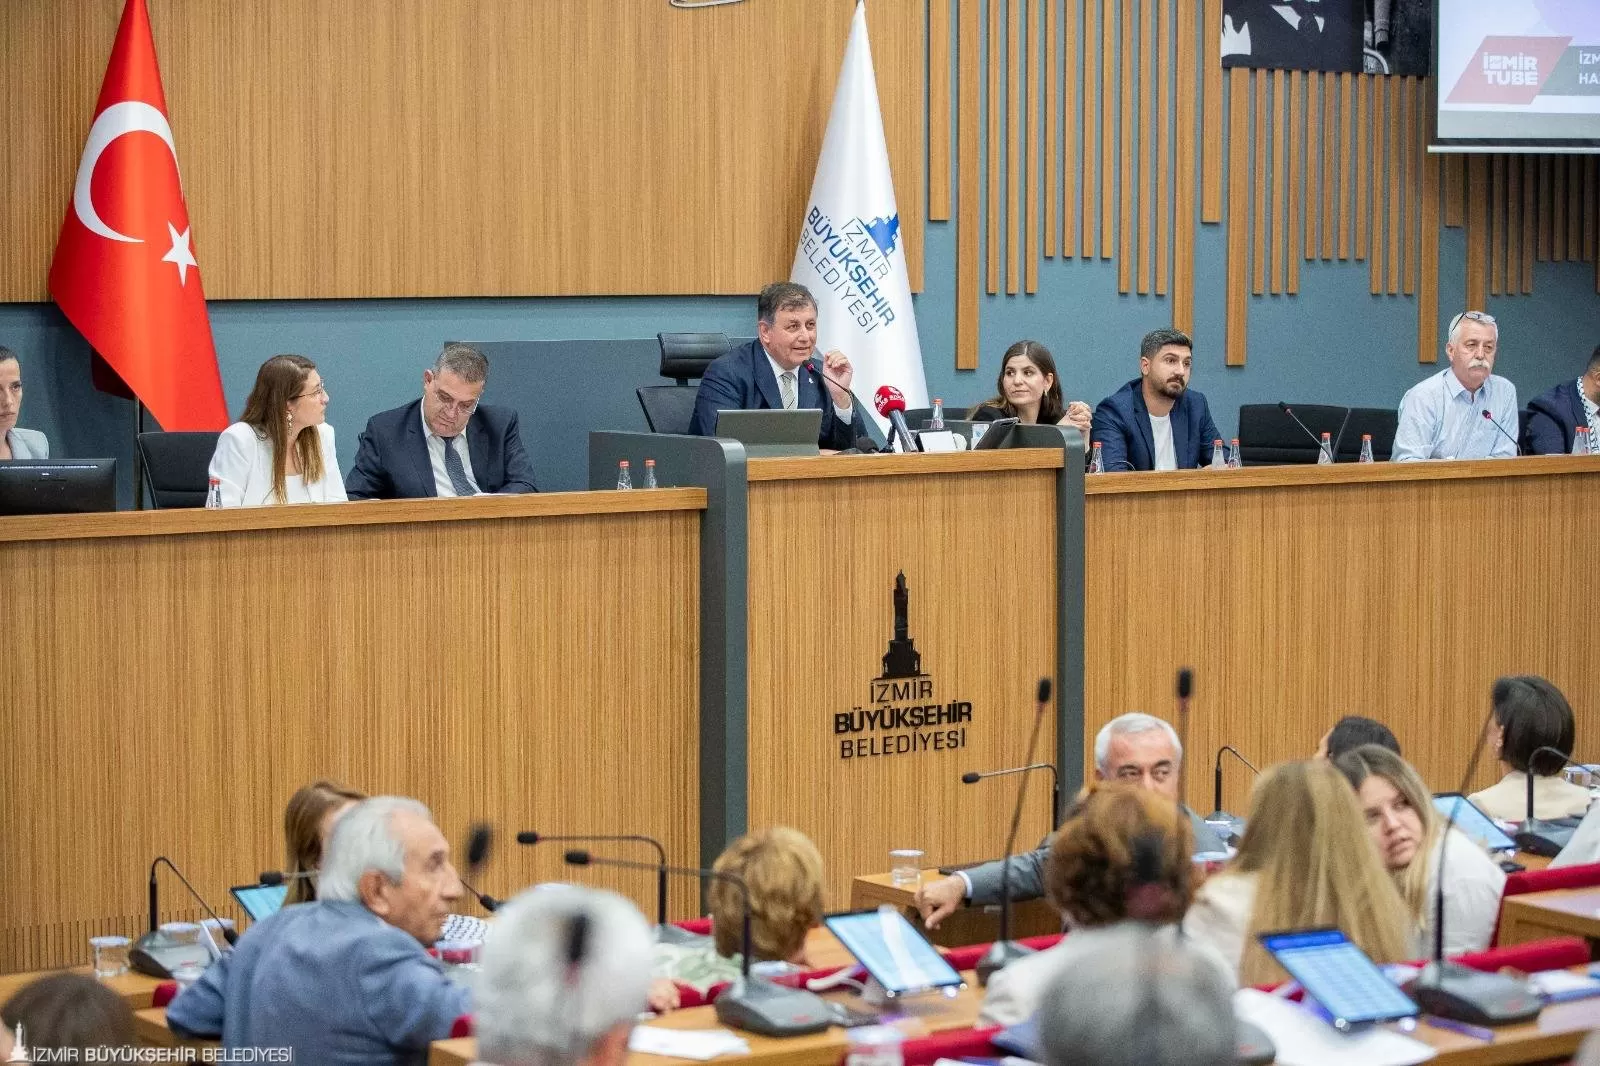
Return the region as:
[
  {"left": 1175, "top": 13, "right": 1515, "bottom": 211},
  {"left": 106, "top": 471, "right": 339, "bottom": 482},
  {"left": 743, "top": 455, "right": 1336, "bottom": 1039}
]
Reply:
[
  {"left": 1507, "top": 151, "right": 1522, "bottom": 296},
  {"left": 1118, "top": 0, "right": 1135, "bottom": 291},
  {"left": 1007, "top": 0, "right": 1022, "bottom": 293},
  {"left": 1201, "top": 0, "right": 1223, "bottom": 222},
  {"left": 1522, "top": 155, "right": 1536, "bottom": 295},
  {"left": 1355, "top": 74, "right": 1369, "bottom": 261},
  {"left": 1538, "top": 155, "right": 1553, "bottom": 261},
  {"left": 1402, "top": 78, "right": 1417, "bottom": 295},
  {"left": 1081, "top": 0, "right": 1098, "bottom": 258},
  {"left": 1136, "top": 0, "right": 1154, "bottom": 295},
  {"left": 1466, "top": 154, "right": 1488, "bottom": 312},
  {"left": 1288, "top": 70, "right": 1302, "bottom": 293},
  {"left": 1272, "top": 69, "right": 1287, "bottom": 295},
  {"left": 1043, "top": 0, "right": 1057, "bottom": 255},
  {"left": 929, "top": 0, "right": 952, "bottom": 221},
  {"left": 1553, "top": 153, "right": 1569, "bottom": 262},
  {"left": 1063, "top": 0, "right": 1079, "bottom": 258},
  {"left": 1338, "top": 72, "right": 1353, "bottom": 261},
  {"left": 1567, "top": 156, "right": 1583, "bottom": 261},
  {"left": 1025, "top": 0, "right": 1041, "bottom": 289},
  {"left": 1226, "top": 67, "right": 1249, "bottom": 367},
  {"left": 1369, "top": 75, "right": 1386, "bottom": 296},
  {"left": 1321, "top": 72, "right": 1335, "bottom": 261},
  {"left": 1304, "top": 73, "right": 1320, "bottom": 260},
  {"left": 956, "top": 0, "right": 980, "bottom": 369},
  {"left": 1444, "top": 153, "right": 1465, "bottom": 228},
  {"left": 1386, "top": 77, "right": 1401, "bottom": 295},
  {"left": 1101, "top": 0, "right": 1116, "bottom": 260},
  {"left": 1253, "top": 71, "right": 1267, "bottom": 295},
  {"left": 987, "top": 0, "right": 1001, "bottom": 293},
  {"left": 1172, "top": 0, "right": 1196, "bottom": 328},
  {"left": 1419, "top": 98, "right": 1440, "bottom": 365},
  {"left": 1155, "top": 0, "right": 1172, "bottom": 297},
  {"left": 1490, "top": 154, "right": 1505, "bottom": 297},
  {"left": 1584, "top": 156, "right": 1596, "bottom": 264}
]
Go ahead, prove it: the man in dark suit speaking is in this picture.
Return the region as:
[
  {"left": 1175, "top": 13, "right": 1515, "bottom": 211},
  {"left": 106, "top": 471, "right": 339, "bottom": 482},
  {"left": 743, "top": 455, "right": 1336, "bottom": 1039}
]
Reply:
[
  {"left": 346, "top": 343, "right": 538, "bottom": 498},
  {"left": 1090, "top": 328, "right": 1221, "bottom": 471},
  {"left": 688, "top": 282, "right": 871, "bottom": 451}
]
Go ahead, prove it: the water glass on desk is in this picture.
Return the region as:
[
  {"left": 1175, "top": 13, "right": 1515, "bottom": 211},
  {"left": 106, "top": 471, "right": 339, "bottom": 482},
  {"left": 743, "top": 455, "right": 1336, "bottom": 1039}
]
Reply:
[
  {"left": 889, "top": 849, "right": 924, "bottom": 887},
  {"left": 90, "top": 935, "right": 130, "bottom": 978}
]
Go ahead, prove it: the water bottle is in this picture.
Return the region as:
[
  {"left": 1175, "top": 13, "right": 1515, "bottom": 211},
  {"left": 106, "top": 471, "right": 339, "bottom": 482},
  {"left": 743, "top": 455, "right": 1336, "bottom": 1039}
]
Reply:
[
  {"left": 928, "top": 398, "right": 945, "bottom": 431},
  {"left": 1228, "top": 438, "right": 1242, "bottom": 469},
  {"left": 1210, "top": 439, "right": 1226, "bottom": 469},
  {"left": 644, "top": 458, "right": 659, "bottom": 488},
  {"left": 616, "top": 460, "right": 632, "bottom": 490},
  {"left": 1317, "top": 432, "right": 1334, "bottom": 465},
  {"left": 1573, "top": 427, "right": 1592, "bottom": 456},
  {"left": 205, "top": 477, "right": 223, "bottom": 508},
  {"left": 845, "top": 1025, "right": 904, "bottom": 1066},
  {"left": 1359, "top": 434, "right": 1375, "bottom": 463},
  {"left": 1089, "top": 441, "right": 1104, "bottom": 474}
]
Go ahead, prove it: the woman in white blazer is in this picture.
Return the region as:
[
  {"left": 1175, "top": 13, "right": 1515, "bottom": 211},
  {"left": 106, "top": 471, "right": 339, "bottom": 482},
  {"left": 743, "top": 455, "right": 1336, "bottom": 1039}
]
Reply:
[
  {"left": 209, "top": 355, "right": 346, "bottom": 507},
  {"left": 0, "top": 347, "right": 50, "bottom": 460}
]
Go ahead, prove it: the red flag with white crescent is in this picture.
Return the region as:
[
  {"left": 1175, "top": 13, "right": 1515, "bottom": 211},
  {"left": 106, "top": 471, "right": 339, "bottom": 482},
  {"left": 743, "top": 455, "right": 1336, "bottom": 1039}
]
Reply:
[{"left": 48, "top": 0, "right": 227, "bottom": 431}]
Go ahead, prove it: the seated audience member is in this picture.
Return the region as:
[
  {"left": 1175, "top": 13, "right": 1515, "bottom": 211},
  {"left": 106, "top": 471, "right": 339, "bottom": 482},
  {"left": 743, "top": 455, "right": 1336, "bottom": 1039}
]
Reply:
[
  {"left": 474, "top": 886, "right": 654, "bottom": 1066},
  {"left": 1335, "top": 745, "right": 1505, "bottom": 954},
  {"left": 980, "top": 785, "right": 1231, "bottom": 1025},
  {"left": 1034, "top": 923, "right": 1236, "bottom": 1066},
  {"left": 687, "top": 282, "right": 870, "bottom": 450},
  {"left": 1, "top": 973, "right": 136, "bottom": 1053},
  {"left": 1182, "top": 760, "right": 1411, "bottom": 985},
  {"left": 0, "top": 347, "right": 48, "bottom": 460},
  {"left": 346, "top": 343, "right": 538, "bottom": 498},
  {"left": 915, "top": 713, "right": 1228, "bottom": 929},
  {"left": 1089, "top": 328, "right": 1221, "bottom": 471},
  {"left": 284, "top": 779, "right": 366, "bottom": 904},
  {"left": 1468, "top": 675, "right": 1590, "bottom": 822},
  {"left": 968, "top": 340, "right": 1093, "bottom": 444},
  {"left": 1523, "top": 344, "right": 1600, "bottom": 455},
  {"left": 653, "top": 826, "right": 824, "bottom": 993},
  {"left": 167, "top": 796, "right": 470, "bottom": 1063},
  {"left": 1315, "top": 715, "right": 1402, "bottom": 760},
  {"left": 209, "top": 354, "right": 346, "bottom": 506},
  {"left": 1393, "top": 311, "right": 1518, "bottom": 461}
]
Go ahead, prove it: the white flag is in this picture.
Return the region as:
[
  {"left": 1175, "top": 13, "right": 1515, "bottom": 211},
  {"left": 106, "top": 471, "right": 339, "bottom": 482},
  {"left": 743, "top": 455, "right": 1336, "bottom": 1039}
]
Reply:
[{"left": 792, "top": 0, "right": 928, "bottom": 432}]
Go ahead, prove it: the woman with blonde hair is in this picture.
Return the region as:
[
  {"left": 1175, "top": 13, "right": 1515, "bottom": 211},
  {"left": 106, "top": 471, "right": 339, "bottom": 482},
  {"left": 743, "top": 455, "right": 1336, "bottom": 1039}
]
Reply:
[
  {"left": 208, "top": 354, "right": 346, "bottom": 506},
  {"left": 1335, "top": 745, "right": 1505, "bottom": 955},
  {"left": 1183, "top": 760, "right": 1412, "bottom": 986}
]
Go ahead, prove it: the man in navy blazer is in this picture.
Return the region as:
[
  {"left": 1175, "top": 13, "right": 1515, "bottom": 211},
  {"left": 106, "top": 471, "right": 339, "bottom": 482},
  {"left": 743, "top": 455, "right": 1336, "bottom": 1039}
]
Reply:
[
  {"left": 1523, "top": 345, "right": 1600, "bottom": 455},
  {"left": 346, "top": 343, "right": 538, "bottom": 498},
  {"left": 688, "top": 282, "right": 871, "bottom": 450},
  {"left": 1090, "top": 328, "right": 1221, "bottom": 471}
]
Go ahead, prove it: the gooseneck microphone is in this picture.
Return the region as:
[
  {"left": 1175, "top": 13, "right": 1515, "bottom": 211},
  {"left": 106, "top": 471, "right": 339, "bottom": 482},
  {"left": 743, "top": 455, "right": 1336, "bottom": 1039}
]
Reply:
[
  {"left": 1515, "top": 746, "right": 1586, "bottom": 857},
  {"left": 807, "top": 356, "right": 880, "bottom": 451},
  {"left": 257, "top": 869, "right": 315, "bottom": 887},
  {"left": 873, "top": 385, "right": 918, "bottom": 454},
  {"left": 131, "top": 857, "right": 240, "bottom": 978},
  {"left": 1175, "top": 668, "right": 1194, "bottom": 808},
  {"left": 518, "top": 831, "right": 669, "bottom": 929},
  {"left": 961, "top": 763, "right": 1059, "bottom": 835},
  {"left": 460, "top": 823, "right": 501, "bottom": 914},
  {"left": 147, "top": 857, "right": 238, "bottom": 943},
  {"left": 1480, "top": 409, "right": 1525, "bottom": 456},
  {"left": 564, "top": 850, "right": 833, "bottom": 1036},
  {"left": 1210, "top": 745, "right": 1260, "bottom": 819},
  {"left": 1277, "top": 402, "right": 1334, "bottom": 462},
  {"left": 975, "top": 677, "right": 1053, "bottom": 988}
]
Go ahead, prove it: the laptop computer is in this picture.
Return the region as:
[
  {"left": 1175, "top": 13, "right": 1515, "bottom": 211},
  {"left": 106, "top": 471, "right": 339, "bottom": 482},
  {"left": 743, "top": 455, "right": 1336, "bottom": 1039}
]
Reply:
[{"left": 712, "top": 409, "right": 822, "bottom": 457}]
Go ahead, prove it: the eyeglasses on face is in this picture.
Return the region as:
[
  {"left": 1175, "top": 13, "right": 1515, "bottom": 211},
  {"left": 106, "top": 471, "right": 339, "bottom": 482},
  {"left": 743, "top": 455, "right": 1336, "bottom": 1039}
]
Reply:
[
  {"left": 293, "top": 384, "right": 328, "bottom": 400},
  {"left": 431, "top": 386, "right": 478, "bottom": 416}
]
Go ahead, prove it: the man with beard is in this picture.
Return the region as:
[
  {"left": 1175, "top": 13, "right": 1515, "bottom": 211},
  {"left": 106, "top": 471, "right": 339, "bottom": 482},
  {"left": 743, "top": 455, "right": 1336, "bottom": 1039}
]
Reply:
[
  {"left": 1090, "top": 329, "right": 1221, "bottom": 471},
  {"left": 1393, "top": 311, "right": 1518, "bottom": 461}
]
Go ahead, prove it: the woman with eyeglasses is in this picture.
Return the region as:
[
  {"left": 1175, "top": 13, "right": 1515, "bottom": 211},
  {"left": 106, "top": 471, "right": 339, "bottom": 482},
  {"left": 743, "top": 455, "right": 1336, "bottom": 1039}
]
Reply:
[{"left": 208, "top": 354, "right": 347, "bottom": 506}]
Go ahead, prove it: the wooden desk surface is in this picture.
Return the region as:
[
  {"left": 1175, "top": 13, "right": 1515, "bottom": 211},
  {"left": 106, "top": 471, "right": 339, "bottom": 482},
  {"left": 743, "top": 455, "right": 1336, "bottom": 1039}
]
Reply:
[
  {"left": 1498, "top": 888, "right": 1600, "bottom": 948},
  {"left": 0, "top": 967, "right": 164, "bottom": 1009},
  {"left": 849, "top": 871, "right": 1060, "bottom": 946},
  {"left": 1406, "top": 990, "right": 1600, "bottom": 1065},
  {"left": 1085, "top": 453, "right": 1600, "bottom": 495}
]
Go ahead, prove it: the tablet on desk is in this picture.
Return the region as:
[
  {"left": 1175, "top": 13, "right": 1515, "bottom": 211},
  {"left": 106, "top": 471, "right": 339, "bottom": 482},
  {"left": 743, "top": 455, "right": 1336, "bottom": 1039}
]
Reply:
[
  {"left": 1257, "top": 928, "right": 1419, "bottom": 1031},
  {"left": 229, "top": 882, "right": 288, "bottom": 923},
  {"left": 823, "top": 907, "right": 965, "bottom": 999},
  {"left": 1432, "top": 793, "right": 1517, "bottom": 852}
]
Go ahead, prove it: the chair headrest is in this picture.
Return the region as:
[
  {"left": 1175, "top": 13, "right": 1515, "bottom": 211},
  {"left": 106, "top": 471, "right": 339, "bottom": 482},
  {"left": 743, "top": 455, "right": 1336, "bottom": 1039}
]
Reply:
[{"left": 658, "top": 333, "right": 731, "bottom": 381}]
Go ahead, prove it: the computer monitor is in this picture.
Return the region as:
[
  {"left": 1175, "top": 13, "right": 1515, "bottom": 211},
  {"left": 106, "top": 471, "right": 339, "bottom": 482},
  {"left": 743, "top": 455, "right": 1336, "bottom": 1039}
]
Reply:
[
  {"left": 0, "top": 459, "right": 117, "bottom": 515},
  {"left": 712, "top": 409, "right": 822, "bottom": 457}
]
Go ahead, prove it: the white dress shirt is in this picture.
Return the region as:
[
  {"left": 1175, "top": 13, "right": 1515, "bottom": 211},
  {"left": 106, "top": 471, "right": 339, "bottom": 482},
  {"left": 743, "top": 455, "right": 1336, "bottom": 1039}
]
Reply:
[
  {"left": 1552, "top": 801, "right": 1600, "bottom": 868},
  {"left": 763, "top": 349, "right": 852, "bottom": 423},
  {"left": 1421, "top": 830, "right": 1507, "bottom": 956},
  {"left": 1148, "top": 413, "right": 1178, "bottom": 470},
  {"left": 208, "top": 422, "right": 347, "bottom": 507},
  {"left": 1182, "top": 871, "right": 1258, "bottom": 984},
  {"left": 1393, "top": 368, "right": 1519, "bottom": 461},
  {"left": 3, "top": 427, "right": 49, "bottom": 460},
  {"left": 420, "top": 404, "right": 480, "bottom": 497}
]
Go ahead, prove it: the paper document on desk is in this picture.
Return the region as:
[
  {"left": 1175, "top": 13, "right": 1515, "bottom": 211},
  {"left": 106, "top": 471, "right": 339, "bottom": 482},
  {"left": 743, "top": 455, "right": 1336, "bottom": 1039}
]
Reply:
[
  {"left": 1233, "top": 989, "right": 1435, "bottom": 1066},
  {"left": 628, "top": 1026, "right": 752, "bottom": 1060}
]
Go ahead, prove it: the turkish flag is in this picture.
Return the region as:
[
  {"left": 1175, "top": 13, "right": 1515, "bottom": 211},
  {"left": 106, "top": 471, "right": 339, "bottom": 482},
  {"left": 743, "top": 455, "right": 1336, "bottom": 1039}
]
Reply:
[{"left": 48, "top": 0, "right": 228, "bottom": 431}]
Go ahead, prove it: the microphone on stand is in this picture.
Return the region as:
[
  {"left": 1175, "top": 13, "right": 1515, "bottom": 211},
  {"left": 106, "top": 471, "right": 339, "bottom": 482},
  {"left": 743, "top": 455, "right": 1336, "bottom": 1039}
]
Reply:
[
  {"left": 806, "top": 356, "right": 881, "bottom": 452},
  {"left": 975, "top": 677, "right": 1053, "bottom": 988},
  {"left": 1207, "top": 746, "right": 1260, "bottom": 844},
  {"left": 961, "top": 763, "right": 1059, "bottom": 833},
  {"left": 1277, "top": 402, "right": 1336, "bottom": 462},
  {"left": 517, "top": 831, "right": 681, "bottom": 939},
  {"left": 1480, "top": 409, "right": 1525, "bottom": 456},
  {"left": 460, "top": 823, "right": 501, "bottom": 914},
  {"left": 256, "top": 869, "right": 315, "bottom": 887},
  {"left": 131, "top": 857, "right": 240, "bottom": 978},
  {"left": 1175, "top": 669, "right": 1194, "bottom": 810},
  {"left": 1514, "top": 746, "right": 1588, "bottom": 857},
  {"left": 564, "top": 850, "right": 833, "bottom": 1036},
  {"left": 873, "top": 386, "right": 919, "bottom": 454}
]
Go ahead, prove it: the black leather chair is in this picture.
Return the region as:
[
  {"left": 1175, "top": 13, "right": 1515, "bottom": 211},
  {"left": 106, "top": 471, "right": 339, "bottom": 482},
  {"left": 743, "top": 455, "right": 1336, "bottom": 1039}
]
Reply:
[
  {"left": 137, "top": 431, "right": 221, "bottom": 508},
  {"left": 1237, "top": 404, "right": 1351, "bottom": 465},
  {"left": 1335, "top": 407, "right": 1399, "bottom": 462},
  {"left": 636, "top": 332, "right": 733, "bottom": 434}
]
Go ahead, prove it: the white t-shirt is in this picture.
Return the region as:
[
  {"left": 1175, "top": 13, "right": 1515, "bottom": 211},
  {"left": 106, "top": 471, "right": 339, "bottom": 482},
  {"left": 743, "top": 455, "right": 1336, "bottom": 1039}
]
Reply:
[{"left": 1149, "top": 413, "right": 1178, "bottom": 470}]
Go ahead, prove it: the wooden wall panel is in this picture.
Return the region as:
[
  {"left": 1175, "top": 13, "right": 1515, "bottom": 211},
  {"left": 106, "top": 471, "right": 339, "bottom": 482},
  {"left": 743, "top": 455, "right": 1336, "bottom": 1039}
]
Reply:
[
  {"left": 1418, "top": 104, "right": 1439, "bottom": 365},
  {"left": 1566, "top": 156, "right": 1583, "bottom": 262},
  {"left": 1467, "top": 154, "right": 1488, "bottom": 312},
  {"left": 1155, "top": 0, "right": 1171, "bottom": 297},
  {"left": 1136, "top": 0, "right": 1155, "bottom": 296},
  {"left": 1172, "top": 0, "right": 1196, "bottom": 328},
  {"left": 1062, "top": 0, "right": 1080, "bottom": 257},
  {"left": 1272, "top": 70, "right": 1287, "bottom": 295},
  {"left": 1, "top": 0, "right": 926, "bottom": 301},
  {"left": 1386, "top": 78, "right": 1402, "bottom": 295},
  {"left": 1584, "top": 156, "right": 1596, "bottom": 264},
  {"left": 1507, "top": 156, "right": 1524, "bottom": 296},
  {"left": 1445, "top": 153, "right": 1466, "bottom": 229},
  {"left": 1201, "top": 0, "right": 1223, "bottom": 222},
  {"left": 1369, "top": 77, "right": 1386, "bottom": 295},
  {"left": 1081, "top": 0, "right": 1099, "bottom": 258},
  {"left": 1402, "top": 79, "right": 1416, "bottom": 295},
  {"left": 1119, "top": 0, "right": 1136, "bottom": 292},
  {"left": 1554, "top": 155, "right": 1569, "bottom": 263},
  {"left": 1289, "top": 71, "right": 1302, "bottom": 293},
  {"left": 1539, "top": 156, "right": 1553, "bottom": 261},
  {"left": 1355, "top": 74, "right": 1370, "bottom": 261},
  {"left": 1321, "top": 75, "right": 1336, "bottom": 262},
  {"left": 989, "top": 0, "right": 1003, "bottom": 293},
  {"left": 1026, "top": 0, "right": 1041, "bottom": 291},
  {"left": 1100, "top": 0, "right": 1117, "bottom": 259},
  {"left": 1491, "top": 156, "right": 1506, "bottom": 297},
  {"left": 0, "top": 499, "right": 703, "bottom": 971},
  {"left": 957, "top": 0, "right": 980, "bottom": 368},
  {"left": 930, "top": 0, "right": 953, "bottom": 222},
  {"left": 1007, "top": 0, "right": 1023, "bottom": 294},
  {"left": 1226, "top": 67, "right": 1249, "bottom": 367},
  {"left": 1522, "top": 155, "right": 1537, "bottom": 295},
  {"left": 1305, "top": 73, "right": 1321, "bottom": 261},
  {"left": 1253, "top": 72, "right": 1268, "bottom": 297},
  {"left": 1338, "top": 73, "right": 1353, "bottom": 261},
  {"left": 1044, "top": 0, "right": 1058, "bottom": 256}
]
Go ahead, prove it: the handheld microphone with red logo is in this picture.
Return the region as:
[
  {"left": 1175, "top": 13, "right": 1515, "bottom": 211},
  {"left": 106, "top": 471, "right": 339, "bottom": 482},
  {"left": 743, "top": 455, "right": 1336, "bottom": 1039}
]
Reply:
[{"left": 873, "top": 385, "right": 918, "bottom": 453}]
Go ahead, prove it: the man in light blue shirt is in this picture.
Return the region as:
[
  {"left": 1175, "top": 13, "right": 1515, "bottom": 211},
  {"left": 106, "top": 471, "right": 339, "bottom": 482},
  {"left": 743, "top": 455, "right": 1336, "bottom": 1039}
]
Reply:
[{"left": 1393, "top": 310, "right": 1519, "bottom": 461}]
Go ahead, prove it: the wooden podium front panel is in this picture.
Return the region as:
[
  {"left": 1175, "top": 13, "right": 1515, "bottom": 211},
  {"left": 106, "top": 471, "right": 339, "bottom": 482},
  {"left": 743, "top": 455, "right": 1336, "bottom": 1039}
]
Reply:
[
  {"left": 745, "top": 464, "right": 1060, "bottom": 909},
  {"left": 1084, "top": 458, "right": 1600, "bottom": 819},
  {"left": 0, "top": 495, "right": 702, "bottom": 971}
]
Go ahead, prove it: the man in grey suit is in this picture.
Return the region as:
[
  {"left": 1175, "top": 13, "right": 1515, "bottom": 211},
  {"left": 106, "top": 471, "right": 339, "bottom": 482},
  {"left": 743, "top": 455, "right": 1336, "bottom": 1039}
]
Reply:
[
  {"left": 168, "top": 796, "right": 470, "bottom": 1065},
  {"left": 0, "top": 347, "right": 49, "bottom": 460},
  {"left": 915, "top": 713, "right": 1228, "bottom": 928}
]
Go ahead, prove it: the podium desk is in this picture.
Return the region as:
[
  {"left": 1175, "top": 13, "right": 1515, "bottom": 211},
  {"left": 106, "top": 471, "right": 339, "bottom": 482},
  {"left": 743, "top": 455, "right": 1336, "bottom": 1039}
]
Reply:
[
  {"left": 0, "top": 491, "right": 705, "bottom": 973},
  {"left": 849, "top": 869, "right": 1059, "bottom": 947}
]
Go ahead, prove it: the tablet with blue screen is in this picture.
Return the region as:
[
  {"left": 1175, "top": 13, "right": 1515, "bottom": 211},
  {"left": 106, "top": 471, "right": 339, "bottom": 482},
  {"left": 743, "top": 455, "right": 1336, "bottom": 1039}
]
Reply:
[
  {"left": 1433, "top": 792, "right": 1517, "bottom": 852},
  {"left": 1258, "top": 928, "right": 1418, "bottom": 1031},
  {"left": 229, "top": 882, "right": 288, "bottom": 922},
  {"left": 823, "top": 907, "right": 965, "bottom": 999}
]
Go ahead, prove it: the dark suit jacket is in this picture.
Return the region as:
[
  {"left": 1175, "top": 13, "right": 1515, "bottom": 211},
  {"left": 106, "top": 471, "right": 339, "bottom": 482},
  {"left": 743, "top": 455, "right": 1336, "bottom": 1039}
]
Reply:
[
  {"left": 345, "top": 398, "right": 538, "bottom": 499},
  {"left": 687, "top": 339, "right": 869, "bottom": 450},
  {"left": 1090, "top": 379, "right": 1220, "bottom": 471},
  {"left": 1524, "top": 379, "right": 1588, "bottom": 456}
]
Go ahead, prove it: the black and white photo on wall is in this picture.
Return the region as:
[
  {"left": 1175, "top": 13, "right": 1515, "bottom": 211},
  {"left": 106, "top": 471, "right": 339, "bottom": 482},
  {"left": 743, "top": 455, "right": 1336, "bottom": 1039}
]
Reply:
[{"left": 1221, "top": 0, "right": 1431, "bottom": 76}]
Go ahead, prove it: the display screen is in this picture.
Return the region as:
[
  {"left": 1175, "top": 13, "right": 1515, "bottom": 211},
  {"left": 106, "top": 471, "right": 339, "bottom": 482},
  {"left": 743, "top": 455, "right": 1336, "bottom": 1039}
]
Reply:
[
  {"left": 823, "top": 908, "right": 965, "bottom": 997},
  {"left": 229, "top": 882, "right": 288, "bottom": 922},
  {"left": 1259, "top": 929, "right": 1419, "bottom": 1028},
  {"left": 1433, "top": 793, "right": 1518, "bottom": 852}
]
